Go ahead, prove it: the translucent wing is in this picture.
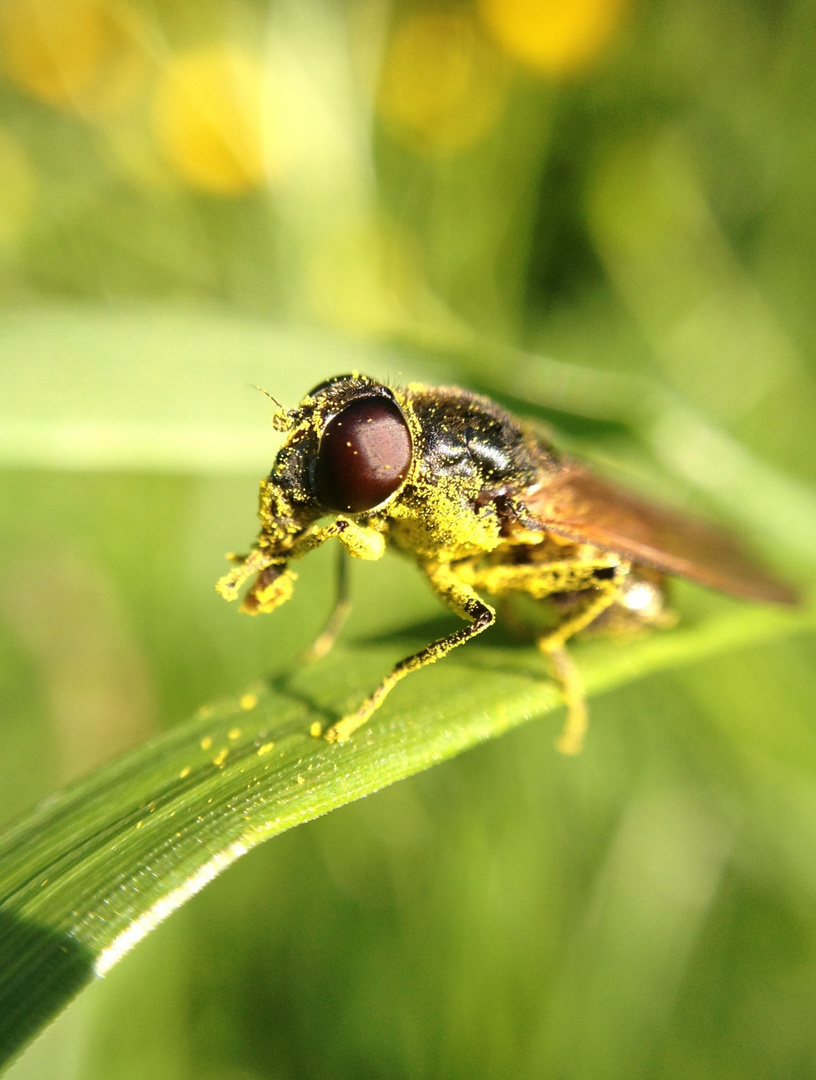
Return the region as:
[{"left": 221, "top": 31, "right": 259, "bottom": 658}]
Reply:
[{"left": 525, "top": 464, "right": 797, "bottom": 605}]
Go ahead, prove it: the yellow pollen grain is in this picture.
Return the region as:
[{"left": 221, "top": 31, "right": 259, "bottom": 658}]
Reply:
[
  {"left": 257, "top": 741, "right": 275, "bottom": 756},
  {"left": 228, "top": 727, "right": 242, "bottom": 740},
  {"left": 296, "top": 775, "right": 305, "bottom": 785},
  {"left": 239, "top": 693, "right": 257, "bottom": 710},
  {"left": 213, "top": 748, "right": 228, "bottom": 768},
  {"left": 179, "top": 765, "right": 192, "bottom": 779},
  {"left": 309, "top": 721, "right": 322, "bottom": 738},
  {"left": 200, "top": 735, "right": 213, "bottom": 751}
]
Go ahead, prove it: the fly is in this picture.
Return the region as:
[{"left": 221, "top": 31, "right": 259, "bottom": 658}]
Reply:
[{"left": 217, "top": 374, "right": 797, "bottom": 753}]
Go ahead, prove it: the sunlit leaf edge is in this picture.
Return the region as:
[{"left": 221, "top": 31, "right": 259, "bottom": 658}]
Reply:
[{"left": 0, "top": 594, "right": 814, "bottom": 1070}]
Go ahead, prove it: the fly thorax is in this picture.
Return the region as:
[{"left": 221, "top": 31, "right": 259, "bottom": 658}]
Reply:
[{"left": 387, "top": 479, "right": 505, "bottom": 560}]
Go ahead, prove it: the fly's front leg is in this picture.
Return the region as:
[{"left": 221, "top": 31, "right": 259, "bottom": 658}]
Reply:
[
  {"left": 302, "top": 544, "right": 351, "bottom": 662},
  {"left": 322, "top": 563, "right": 496, "bottom": 744},
  {"left": 216, "top": 547, "right": 296, "bottom": 614},
  {"left": 217, "top": 518, "right": 384, "bottom": 618},
  {"left": 219, "top": 521, "right": 350, "bottom": 615},
  {"left": 302, "top": 518, "right": 385, "bottom": 661},
  {"left": 294, "top": 516, "right": 385, "bottom": 561}
]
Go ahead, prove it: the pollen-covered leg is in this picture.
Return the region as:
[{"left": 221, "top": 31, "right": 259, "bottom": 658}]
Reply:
[
  {"left": 536, "top": 564, "right": 627, "bottom": 754},
  {"left": 322, "top": 566, "right": 496, "bottom": 743},
  {"left": 295, "top": 517, "right": 385, "bottom": 562},
  {"left": 216, "top": 547, "right": 277, "bottom": 603},
  {"left": 302, "top": 546, "right": 351, "bottom": 662},
  {"left": 539, "top": 642, "right": 587, "bottom": 755},
  {"left": 299, "top": 521, "right": 385, "bottom": 662}
]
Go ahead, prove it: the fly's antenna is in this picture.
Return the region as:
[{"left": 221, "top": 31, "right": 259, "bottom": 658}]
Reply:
[{"left": 252, "top": 385, "right": 292, "bottom": 432}]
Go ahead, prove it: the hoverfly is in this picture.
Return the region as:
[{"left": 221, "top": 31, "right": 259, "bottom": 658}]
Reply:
[{"left": 217, "top": 374, "right": 796, "bottom": 753}]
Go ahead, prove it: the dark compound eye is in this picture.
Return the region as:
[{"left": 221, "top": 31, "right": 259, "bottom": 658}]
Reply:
[{"left": 314, "top": 396, "right": 412, "bottom": 513}]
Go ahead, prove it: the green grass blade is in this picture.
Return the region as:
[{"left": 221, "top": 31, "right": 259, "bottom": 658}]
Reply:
[
  {"left": 0, "top": 306, "right": 441, "bottom": 474},
  {"left": 1, "top": 595, "right": 814, "bottom": 1069}
]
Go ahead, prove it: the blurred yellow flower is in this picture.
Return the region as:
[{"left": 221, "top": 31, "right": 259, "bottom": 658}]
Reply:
[
  {"left": 0, "top": 127, "right": 36, "bottom": 244},
  {"left": 377, "top": 11, "right": 506, "bottom": 155},
  {"left": 0, "top": 0, "right": 146, "bottom": 114},
  {"left": 478, "top": 0, "right": 625, "bottom": 76},
  {"left": 152, "top": 48, "right": 269, "bottom": 196},
  {"left": 307, "top": 217, "right": 421, "bottom": 335}
]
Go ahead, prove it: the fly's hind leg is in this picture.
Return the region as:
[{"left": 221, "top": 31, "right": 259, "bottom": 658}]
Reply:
[
  {"left": 537, "top": 563, "right": 628, "bottom": 755},
  {"left": 322, "top": 564, "right": 496, "bottom": 744},
  {"left": 541, "top": 644, "right": 588, "bottom": 756}
]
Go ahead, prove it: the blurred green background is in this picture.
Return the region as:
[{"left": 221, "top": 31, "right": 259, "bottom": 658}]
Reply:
[{"left": 2, "top": 0, "right": 816, "bottom": 1076}]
